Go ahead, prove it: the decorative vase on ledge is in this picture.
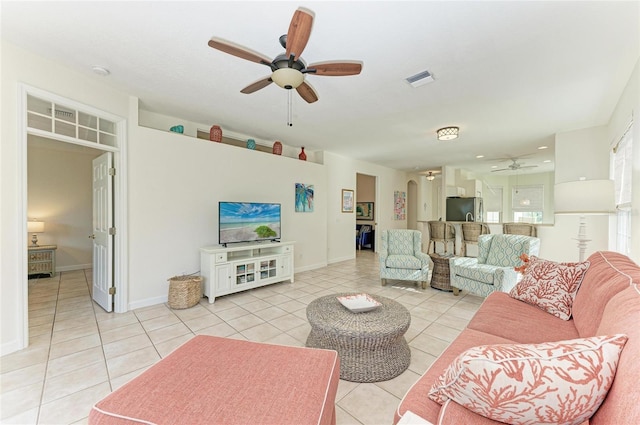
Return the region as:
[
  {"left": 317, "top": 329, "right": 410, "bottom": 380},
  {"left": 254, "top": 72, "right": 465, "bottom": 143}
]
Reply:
[
  {"left": 298, "top": 147, "right": 307, "bottom": 161},
  {"left": 209, "top": 125, "right": 222, "bottom": 143},
  {"left": 247, "top": 139, "right": 256, "bottom": 150},
  {"left": 272, "top": 141, "right": 283, "bottom": 155}
]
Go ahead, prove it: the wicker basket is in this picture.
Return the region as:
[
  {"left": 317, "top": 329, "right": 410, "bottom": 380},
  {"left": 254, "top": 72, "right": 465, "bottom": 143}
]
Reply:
[{"left": 168, "top": 275, "right": 203, "bottom": 309}]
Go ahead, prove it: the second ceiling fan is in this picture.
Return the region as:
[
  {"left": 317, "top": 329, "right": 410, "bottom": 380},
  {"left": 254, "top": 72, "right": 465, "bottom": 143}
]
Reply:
[{"left": 208, "top": 7, "right": 363, "bottom": 104}]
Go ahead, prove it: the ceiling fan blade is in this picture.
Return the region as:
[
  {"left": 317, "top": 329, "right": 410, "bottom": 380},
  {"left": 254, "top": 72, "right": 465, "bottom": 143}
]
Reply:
[
  {"left": 491, "top": 168, "right": 510, "bottom": 172},
  {"left": 208, "top": 37, "right": 272, "bottom": 66},
  {"left": 296, "top": 81, "right": 318, "bottom": 103},
  {"left": 306, "top": 61, "right": 363, "bottom": 76},
  {"left": 285, "top": 7, "right": 314, "bottom": 60},
  {"left": 240, "top": 76, "right": 273, "bottom": 94}
]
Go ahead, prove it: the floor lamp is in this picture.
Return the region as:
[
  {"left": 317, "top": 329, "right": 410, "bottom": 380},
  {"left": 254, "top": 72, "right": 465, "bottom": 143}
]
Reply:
[{"left": 554, "top": 179, "right": 615, "bottom": 262}]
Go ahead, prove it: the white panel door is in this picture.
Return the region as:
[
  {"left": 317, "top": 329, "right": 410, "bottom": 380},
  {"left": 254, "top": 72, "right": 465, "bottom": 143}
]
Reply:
[{"left": 92, "top": 152, "right": 113, "bottom": 312}]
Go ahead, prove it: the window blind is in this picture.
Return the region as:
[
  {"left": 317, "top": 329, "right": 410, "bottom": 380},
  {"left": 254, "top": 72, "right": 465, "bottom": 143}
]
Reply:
[
  {"left": 512, "top": 185, "right": 544, "bottom": 211},
  {"left": 484, "top": 186, "right": 503, "bottom": 211}
]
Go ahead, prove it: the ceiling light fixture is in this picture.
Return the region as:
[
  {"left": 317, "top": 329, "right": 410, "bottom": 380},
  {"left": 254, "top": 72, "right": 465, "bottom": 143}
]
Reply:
[
  {"left": 91, "top": 66, "right": 110, "bottom": 76},
  {"left": 426, "top": 171, "right": 436, "bottom": 181},
  {"left": 437, "top": 126, "right": 459, "bottom": 141},
  {"left": 271, "top": 68, "right": 304, "bottom": 89},
  {"left": 476, "top": 155, "right": 484, "bottom": 159}
]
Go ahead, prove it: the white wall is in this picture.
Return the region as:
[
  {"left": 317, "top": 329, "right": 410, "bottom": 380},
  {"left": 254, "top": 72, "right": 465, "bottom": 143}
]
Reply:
[
  {"left": 1, "top": 41, "right": 407, "bottom": 354},
  {"left": 127, "top": 125, "right": 328, "bottom": 308},
  {"left": 27, "top": 139, "right": 100, "bottom": 270},
  {"left": 324, "top": 152, "right": 408, "bottom": 262},
  {"left": 1, "top": 41, "right": 131, "bottom": 355}
]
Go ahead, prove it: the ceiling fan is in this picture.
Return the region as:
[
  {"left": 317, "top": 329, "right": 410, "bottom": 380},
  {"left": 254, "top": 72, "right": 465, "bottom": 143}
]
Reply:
[
  {"left": 491, "top": 158, "right": 538, "bottom": 172},
  {"left": 207, "top": 7, "right": 363, "bottom": 104}
]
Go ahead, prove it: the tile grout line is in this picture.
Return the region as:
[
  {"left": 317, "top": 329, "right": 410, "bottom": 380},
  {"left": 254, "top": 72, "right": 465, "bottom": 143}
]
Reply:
[{"left": 34, "top": 271, "right": 61, "bottom": 425}]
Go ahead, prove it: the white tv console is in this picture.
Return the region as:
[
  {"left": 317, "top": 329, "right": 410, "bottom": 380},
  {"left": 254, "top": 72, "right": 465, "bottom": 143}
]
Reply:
[{"left": 200, "top": 241, "right": 294, "bottom": 303}]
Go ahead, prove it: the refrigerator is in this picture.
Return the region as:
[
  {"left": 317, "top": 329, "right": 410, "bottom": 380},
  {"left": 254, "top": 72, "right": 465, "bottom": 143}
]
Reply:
[{"left": 446, "top": 197, "right": 483, "bottom": 222}]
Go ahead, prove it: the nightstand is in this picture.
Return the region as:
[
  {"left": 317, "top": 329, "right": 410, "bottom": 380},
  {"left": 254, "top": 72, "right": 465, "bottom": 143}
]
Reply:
[{"left": 28, "top": 245, "right": 57, "bottom": 277}]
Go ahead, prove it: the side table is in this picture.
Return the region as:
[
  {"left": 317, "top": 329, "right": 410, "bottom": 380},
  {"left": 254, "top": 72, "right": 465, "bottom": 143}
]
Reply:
[
  {"left": 28, "top": 245, "right": 57, "bottom": 277},
  {"left": 429, "top": 253, "right": 454, "bottom": 292}
]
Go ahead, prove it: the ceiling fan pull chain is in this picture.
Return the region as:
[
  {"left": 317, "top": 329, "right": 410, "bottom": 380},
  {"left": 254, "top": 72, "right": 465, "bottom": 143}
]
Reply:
[{"left": 287, "top": 90, "right": 293, "bottom": 127}]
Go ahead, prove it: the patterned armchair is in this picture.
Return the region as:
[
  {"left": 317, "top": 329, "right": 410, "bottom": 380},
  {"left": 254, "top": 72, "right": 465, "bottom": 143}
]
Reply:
[
  {"left": 379, "top": 229, "right": 430, "bottom": 289},
  {"left": 450, "top": 234, "right": 540, "bottom": 297}
]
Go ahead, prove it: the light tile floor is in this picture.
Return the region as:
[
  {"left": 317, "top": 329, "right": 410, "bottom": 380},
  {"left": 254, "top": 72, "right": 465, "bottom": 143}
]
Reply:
[{"left": 1, "top": 250, "right": 482, "bottom": 425}]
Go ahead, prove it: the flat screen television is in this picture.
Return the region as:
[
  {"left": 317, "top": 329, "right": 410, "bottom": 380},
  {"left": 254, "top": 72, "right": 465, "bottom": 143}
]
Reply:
[{"left": 219, "top": 202, "right": 281, "bottom": 246}]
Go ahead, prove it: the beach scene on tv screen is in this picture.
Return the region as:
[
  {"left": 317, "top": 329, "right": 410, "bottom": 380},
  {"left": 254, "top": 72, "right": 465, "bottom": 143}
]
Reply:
[{"left": 220, "top": 202, "right": 281, "bottom": 243}]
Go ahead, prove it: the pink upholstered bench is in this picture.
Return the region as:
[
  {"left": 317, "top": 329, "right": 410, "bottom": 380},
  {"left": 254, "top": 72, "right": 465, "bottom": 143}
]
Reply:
[{"left": 89, "top": 335, "right": 340, "bottom": 425}]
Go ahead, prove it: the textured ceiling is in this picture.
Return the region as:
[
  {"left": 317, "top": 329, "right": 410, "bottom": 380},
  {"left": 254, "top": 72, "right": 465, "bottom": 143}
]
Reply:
[{"left": 2, "top": 1, "right": 638, "bottom": 176}]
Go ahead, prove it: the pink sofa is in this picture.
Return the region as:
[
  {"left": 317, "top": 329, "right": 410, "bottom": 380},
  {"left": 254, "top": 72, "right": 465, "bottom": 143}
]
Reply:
[{"left": 395, "top": 251, "right": 640, "bottom": 425}]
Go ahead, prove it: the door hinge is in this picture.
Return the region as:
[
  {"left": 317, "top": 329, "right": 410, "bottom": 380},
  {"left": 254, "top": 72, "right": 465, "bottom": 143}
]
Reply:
[
  {"left": 108, "top": 227, "right": 116, "bottom": 235},
  {"left": 109, "top": 167, "right": 116, "bottom": 176},
  {"left": 108, "top": 287, "right": 116, "bottom": 295}
]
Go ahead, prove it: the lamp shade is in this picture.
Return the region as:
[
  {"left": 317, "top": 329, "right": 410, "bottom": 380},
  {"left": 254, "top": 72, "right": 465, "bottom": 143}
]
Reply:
[
  {"left": 271, "top": 68, "right": 304, "bottom": 89},
  {"left": 554, "top": 180, "right": 615, "bottom": 214},
  {"left": 27, "top": 220, "right": 45, "bottom": 233}
]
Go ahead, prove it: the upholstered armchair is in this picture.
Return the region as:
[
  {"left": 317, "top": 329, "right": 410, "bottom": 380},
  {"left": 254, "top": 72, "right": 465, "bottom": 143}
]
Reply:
[
  {"left": 379, "top": 229, "right": 430, "bottom": 289},
  {"left": 356, "top": 225, "right": 373, "bottom": 250},
  {"left": 450, "top": 234, "right": 540, "bottom": 297}
]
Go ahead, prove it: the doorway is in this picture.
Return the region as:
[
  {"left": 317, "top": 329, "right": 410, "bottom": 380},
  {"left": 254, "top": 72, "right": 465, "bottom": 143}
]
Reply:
[
  {"left": 356, "top": 173, "right": 377, "bottom": 251},
  {"left": 28, "top": 136, "right": 102, "bottom": 267},
  {"left": 17, "top": 84, "right": 128, "bottom": 351}
]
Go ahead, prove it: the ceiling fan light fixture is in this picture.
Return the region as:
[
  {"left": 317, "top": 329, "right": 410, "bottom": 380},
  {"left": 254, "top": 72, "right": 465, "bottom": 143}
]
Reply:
[
  {"left": 426, "top": 171, "right": 435, "bottom": 181},
  {"left": 437, "top": 126, "right": 459, "bottom": 141},
  {"left": 271, "top": 68, "right": 304, "bottom": 89}
]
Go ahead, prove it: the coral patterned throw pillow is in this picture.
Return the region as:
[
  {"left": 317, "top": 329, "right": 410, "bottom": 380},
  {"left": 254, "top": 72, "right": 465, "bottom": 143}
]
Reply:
[
  {"left": 509, "top": 256, "right": 590, "bottom": 320},
  {"left": 429, "top": 334, "right": 628, "bottom": 425}
]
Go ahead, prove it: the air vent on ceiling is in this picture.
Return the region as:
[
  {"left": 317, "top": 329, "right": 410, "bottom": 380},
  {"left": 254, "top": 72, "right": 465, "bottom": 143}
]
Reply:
[
  {"left": 48, "top": 108, "right": 74, "bottom": 118},
  {"left": 405, "top": 70, "right": 434, "bottom": 88}
]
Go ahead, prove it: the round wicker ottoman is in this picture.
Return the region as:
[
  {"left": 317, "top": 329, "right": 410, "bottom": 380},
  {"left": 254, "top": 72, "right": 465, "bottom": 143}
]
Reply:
[{"left": 305, "top": 293, "right": 411, "bottom": 383}]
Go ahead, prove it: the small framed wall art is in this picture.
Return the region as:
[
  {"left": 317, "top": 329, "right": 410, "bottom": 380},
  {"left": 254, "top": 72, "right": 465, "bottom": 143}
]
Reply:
[
  {"left": 356, "top": 202, "right": 374, "bottom": 220},
  {"left": 295, "top": 183, "right": 314, "bottom": 212},
  {"left": 342, "top": 189, "right": 354, "bottom": 213},
  {"left": 394, "top": 190, "right": 406, "bottom": 220}
]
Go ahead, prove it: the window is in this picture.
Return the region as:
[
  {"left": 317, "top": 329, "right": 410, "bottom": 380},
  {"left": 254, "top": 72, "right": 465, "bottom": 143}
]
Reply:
[
  {"left": 26, "top": 94, "right": 117, "bottom": 147},
  {"left": 612, "top": 123, "right": 633, "bottom": 255},
  {"left": 512, "top": 185, "right": 543, "bottom": 224},
  {"left": 484, "top": 186, "right": 503, "bottom": 223}
]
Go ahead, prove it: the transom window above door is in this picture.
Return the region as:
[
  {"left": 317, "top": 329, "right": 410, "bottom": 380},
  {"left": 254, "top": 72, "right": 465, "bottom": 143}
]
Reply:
[{"left": 27, "top": 95, "right": 117, "bottom": 147}]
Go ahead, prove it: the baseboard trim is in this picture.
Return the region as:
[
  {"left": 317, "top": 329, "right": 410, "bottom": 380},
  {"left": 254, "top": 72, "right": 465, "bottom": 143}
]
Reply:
[
  {"left": 128, "top": 295, "right": 168, "bottom": 311},
  {"left": 56, "top": 264, "right": 92, "bottom": 272},
  {"left": 328, "top": 254, "right": 354, "bottom": 264},
  {"left": 1, "top": 339, "right": 24, "bottom": 357},
  {"left": 294, "top": 262, "right": 328, "bottom": 273}
]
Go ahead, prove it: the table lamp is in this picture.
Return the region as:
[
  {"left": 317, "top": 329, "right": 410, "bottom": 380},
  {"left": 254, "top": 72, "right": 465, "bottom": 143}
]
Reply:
[
  {"left": 27, "top": 220, "right": 45, "bottom": 246},
  {"left": 554, "top": 179, "right": 615, "bottom": 261}
]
